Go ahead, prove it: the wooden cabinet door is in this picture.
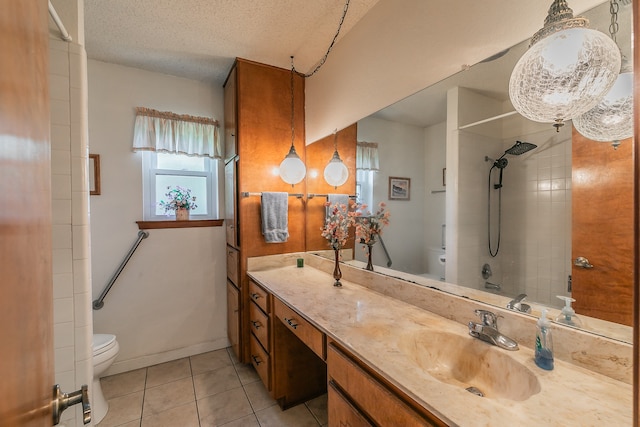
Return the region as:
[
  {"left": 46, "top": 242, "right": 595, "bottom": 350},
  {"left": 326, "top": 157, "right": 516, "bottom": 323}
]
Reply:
[
  {"left": 328, "top": 382, "right": 373, "bottom": 427},
  {"left": 223, "top": 66, "right": 237, "bottom": 161},
  {"left": 224, "top": 159, "right": 239, "bottom": 248},
  {"left": 227, "top": 281, "right": 241, "bottom": 359}
]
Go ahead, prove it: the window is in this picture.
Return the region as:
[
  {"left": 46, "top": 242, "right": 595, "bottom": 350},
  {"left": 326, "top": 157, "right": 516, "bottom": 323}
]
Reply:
[
  {"left": 356, "top": 169, "right": 374, "bottom": 207},
  {"left": 142, "top": 151, "right": 219, "bottom": 220},
  {"left": 132, "top": 107, "right": 223, "bottom": 221}
]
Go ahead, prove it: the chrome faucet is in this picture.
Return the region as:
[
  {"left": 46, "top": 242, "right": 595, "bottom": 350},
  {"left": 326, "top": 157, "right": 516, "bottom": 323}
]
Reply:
[
  {"left": 506, "top": 294, "right": 531, "bottom": 313},
  {"left": 468, "top": 309, "right": 519, "bottom": 351}
]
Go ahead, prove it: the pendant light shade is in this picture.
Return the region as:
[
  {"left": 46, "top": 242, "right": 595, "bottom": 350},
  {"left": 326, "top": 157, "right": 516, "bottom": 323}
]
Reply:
[
  {"left": 279, "top": 145, "right": 306, "bottom": 185},
  {"left": 324, "top": 150, "right": 349, "bottom": 188},
  {"left": 509, "top": 0, "right": 621, "bottom": 129},
  {"left": 573, "top": 68, "right": 633, "bottom": 143}
]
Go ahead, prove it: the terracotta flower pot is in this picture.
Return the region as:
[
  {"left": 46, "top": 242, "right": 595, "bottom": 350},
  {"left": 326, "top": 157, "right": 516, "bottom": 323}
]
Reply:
[{"left": 175, "top": 208, "right": 189, "bottom": 221}]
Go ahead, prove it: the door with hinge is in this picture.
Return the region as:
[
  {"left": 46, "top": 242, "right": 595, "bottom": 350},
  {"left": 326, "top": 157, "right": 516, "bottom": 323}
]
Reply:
[{"left": 1, "top": 1, "right": 58, "bottom": 425}]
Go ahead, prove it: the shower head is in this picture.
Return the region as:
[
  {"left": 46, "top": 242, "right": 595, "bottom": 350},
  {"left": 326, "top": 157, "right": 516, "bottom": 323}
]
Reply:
[{"left": 504, "top": 141, "right": 537, "bottom": 156}]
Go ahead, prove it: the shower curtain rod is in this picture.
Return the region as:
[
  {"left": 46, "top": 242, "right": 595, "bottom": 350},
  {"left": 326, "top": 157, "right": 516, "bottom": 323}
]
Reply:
[{"left": 49, "top": 1, "right": 72, "bottom": 42}]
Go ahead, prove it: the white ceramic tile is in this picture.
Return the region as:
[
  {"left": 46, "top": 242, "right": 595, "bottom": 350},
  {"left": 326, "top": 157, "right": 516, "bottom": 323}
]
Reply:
[
  {"left": 52, "top": 224, "right": 72, "bottom": 249},
  {"left": 55, "top": 346, "right": 75, "bottom": 373},
  {"left": 53, "top": 248, "right": 73, "bottom": 274},
  {"left": 51, "top": 98, "right": 70, "bottom": 126},
  {"left": 54, "top": 321, "right": 74, "bottom": 348},
  {"left": 50, "top": 73, "right": 70, "bottom": 101},
  {"left": 73, "top": 291, "right": 92, "bottom": 328},
  {"left": 53, "top": 272, "right": 74, "bottom": 298},
  {"left": 71, "top": 191, "right": 89, "bottom": 226},
  {"left": 49, "top": 47, "right": 69, "bottom": 76},
  {"left": 70, "top": 86, "right": 84, "bottom": 125},
  {"left": 73, "top": 259, "right": 91, "bottom": 294},
  {"left": 70, "top": 121, "right": 86, "bottom": 158},
  {"left": 71, "top": 156, "right": 88, "bottom": 193},
  {"left": 52, "top": 174, "right": 72, "bottom": 200},
  {"left": 51, "top": 124, "right": 71, "bottom": 150},
  {"left": 51, "top": 148, "right": 71, "bottom": 175},
  {"left": 74, "top": 324, "right": 92, "bottom": 361},
  {"left": 54, "top": 297, "right": 74, "bottom": 323},
  {"left": 54, "top": 369, "right": 75, "bottom": 392},
  {"left": 69, "top": 51, "right": 84, "bottom": 89},
  {"left": 72, "top": 224, "right": 90, "bottom": 260}
]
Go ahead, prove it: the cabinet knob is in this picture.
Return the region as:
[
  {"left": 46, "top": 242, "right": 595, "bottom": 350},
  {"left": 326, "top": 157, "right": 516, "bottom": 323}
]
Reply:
[
  {"left": 251, "top": 320, "right": 262, "bottom": 329},
  {"left": 251, "top": 355, "right": 262, "bottom": 365}
]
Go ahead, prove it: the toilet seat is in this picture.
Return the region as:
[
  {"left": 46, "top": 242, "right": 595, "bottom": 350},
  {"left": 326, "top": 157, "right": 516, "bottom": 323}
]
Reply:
[{"left": 93, "top": 334, "right": 116, "bottom": 356}]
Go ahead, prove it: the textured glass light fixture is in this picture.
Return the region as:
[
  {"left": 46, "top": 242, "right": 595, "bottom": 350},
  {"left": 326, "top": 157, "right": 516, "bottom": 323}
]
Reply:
[
  {"left": 323, "top": 131, "right": 349, "bottom": 188},
  {"left": 279, "top": 58, "right": 306, "bottom": 186},
  {"left": 509, "top": 0, "right": 621, "bottom": 130},
  {"left": 574, "top": 0, "right": 633, "bottom": 148}
]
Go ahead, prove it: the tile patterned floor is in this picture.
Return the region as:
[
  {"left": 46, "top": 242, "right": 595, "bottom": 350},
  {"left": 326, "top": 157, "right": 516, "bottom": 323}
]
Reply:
[{"left": 96, "top": 347, "right": 328, "bottom": 427}]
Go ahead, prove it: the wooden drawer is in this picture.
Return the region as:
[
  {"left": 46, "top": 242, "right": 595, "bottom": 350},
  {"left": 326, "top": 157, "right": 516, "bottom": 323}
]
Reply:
[
  {"left": 327, "top": 343, "right": 440, "bottom": 427},
  {"left": 250, "top": 334, "right": 270, "bottom": 390},
  {"left": 249, "top": 280, "right": 269, "bottom": 313},
  {"left": 249, "top": 300, "right": 269, "bottom": 351},
  {"left": 226, "top": 246, "right": 239, "bottom": 286},
  {"left": 328, "top": 381, "right": 373, "bottom": 427},
  {"left": 274, "top": 298, "right": 325, "bottom": 360}
]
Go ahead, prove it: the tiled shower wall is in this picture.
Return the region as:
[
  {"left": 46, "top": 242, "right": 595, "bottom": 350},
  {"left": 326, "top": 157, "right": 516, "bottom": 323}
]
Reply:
[
  {"left": 456, "top": 125, "right": 572, "bottom": 308},
  {"left": 50, "top": 36, "right": 93, "bottom": 426}
]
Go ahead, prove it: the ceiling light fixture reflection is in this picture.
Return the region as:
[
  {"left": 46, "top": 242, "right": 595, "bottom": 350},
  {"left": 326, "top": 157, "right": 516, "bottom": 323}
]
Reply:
[{"left": 573, "top": 0, "right": 633, "bottom": 149}]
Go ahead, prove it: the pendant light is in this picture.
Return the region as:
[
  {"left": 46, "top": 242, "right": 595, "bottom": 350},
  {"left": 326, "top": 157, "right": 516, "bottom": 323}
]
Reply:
[
  {"left": 573, "top": 0, "right": 633, "bottom": 148},
  {"left": 323, "top": 130, "right": 349, "bottom": 188},
  {"left": 509, "top": 0, "right": 621, "bottom": 131},
  {"left": 279, "top": 57, "right": 306, "bottom": 186}
]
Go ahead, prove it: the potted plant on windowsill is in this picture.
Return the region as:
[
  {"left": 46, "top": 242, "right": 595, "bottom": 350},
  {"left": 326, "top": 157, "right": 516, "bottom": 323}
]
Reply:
[{"left": 159, "top": 185, "right": 197, "bottom": 221}]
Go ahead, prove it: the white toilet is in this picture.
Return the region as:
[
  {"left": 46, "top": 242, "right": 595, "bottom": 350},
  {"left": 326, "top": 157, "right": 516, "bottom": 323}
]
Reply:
[{"left": 92, "top": 334, "right": 120, "bottom": 424}]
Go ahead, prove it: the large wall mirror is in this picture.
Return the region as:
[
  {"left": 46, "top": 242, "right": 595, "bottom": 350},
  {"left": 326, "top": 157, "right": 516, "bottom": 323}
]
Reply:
[{"left": 305, "top": 0, "right": 633, "bottom": 345}]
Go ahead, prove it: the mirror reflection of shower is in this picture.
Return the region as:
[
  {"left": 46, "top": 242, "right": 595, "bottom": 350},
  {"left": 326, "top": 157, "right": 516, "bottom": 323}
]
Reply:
[{"left": 486, "top": 141, "right": 537, "bottom": 257}]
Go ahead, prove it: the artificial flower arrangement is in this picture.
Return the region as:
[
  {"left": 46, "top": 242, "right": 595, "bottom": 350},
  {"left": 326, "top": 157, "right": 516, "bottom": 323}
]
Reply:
[
  {"left": 321, "top": 202, "right": 355, "bottom": 250},
  {"left": 159, "top": 185, "right": 198, "bottom": 214},
  {"left": 354, "top": 202, "right": 390, "bottom": 245}
]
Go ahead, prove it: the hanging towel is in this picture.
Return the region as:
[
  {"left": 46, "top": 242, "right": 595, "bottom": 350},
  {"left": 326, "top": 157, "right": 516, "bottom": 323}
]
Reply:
[
  {"left": 261, "top": 192, "right": 289, "bottom": 243},
  {"left": 326, "top": 194, "right": 349, "bottom": 219}
]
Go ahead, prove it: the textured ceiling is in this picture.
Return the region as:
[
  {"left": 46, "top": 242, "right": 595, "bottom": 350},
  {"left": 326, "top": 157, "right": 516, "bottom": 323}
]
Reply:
[{"left": 84, "top": 0, "right": 380, "bottom": 84}]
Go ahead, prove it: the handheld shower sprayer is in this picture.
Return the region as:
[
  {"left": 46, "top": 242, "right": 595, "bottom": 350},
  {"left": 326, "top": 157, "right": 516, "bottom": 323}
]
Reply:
[{"left": 486, "top": 140, "right": 537, "bottom": 257}]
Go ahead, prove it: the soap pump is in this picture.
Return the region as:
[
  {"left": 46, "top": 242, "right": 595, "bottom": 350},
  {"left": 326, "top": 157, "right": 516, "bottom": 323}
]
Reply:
[
  {"left": 535, "top": 309, "right": 554, "bottom": 371},
  {"left": 555, "top": 296, "right": 583, "bottom": 328}
]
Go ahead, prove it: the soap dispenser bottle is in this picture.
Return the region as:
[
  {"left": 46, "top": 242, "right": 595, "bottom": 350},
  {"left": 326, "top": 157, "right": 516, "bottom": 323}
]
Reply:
[
  {"left": 555, "top": 296, "right": 583, "bottom": 328},
  {"left": 535, "top": 309, "right": 554, "bottom": 370}
]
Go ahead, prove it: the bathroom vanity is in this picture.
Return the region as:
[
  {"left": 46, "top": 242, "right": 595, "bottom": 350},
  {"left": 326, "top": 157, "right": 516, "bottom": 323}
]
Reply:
[{"left": 247, "top": 253, "right": 632, "bottom": 426}]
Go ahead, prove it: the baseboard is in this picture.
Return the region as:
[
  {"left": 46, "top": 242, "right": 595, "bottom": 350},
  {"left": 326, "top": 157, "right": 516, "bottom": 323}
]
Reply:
[{"left": 103, "top": 337, "right": 231, "bottom": 376}]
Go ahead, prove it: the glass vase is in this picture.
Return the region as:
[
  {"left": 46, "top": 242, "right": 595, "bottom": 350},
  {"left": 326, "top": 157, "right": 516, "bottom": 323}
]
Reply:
[
  {"left": 365, "top": 243, "right": 374, "bottom": 271},
  {"left": 333, "top": 248, "right": 342, "bottom": 287}
]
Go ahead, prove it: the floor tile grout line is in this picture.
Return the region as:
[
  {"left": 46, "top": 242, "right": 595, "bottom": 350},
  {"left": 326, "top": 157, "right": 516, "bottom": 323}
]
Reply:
[{"left": 187, "top": 355, "right": 203, "bottom": 427}]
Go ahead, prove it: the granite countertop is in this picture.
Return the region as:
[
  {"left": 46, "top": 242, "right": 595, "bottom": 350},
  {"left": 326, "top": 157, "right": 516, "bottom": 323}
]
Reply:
[{"left": 248, "top": 264, "right": 632, "bottom": 427}]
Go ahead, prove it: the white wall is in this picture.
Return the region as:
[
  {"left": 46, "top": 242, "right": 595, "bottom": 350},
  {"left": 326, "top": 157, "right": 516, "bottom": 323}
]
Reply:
[
  {"left": 305, "top": 0, "right": 605, "bottom": 143},
  {"left": 87, "top": 60, "right": 228, "bottom": 374},
  {"left": 423, "top": 122, "right": 446, "bottom": 279},
  {"left": 357, "top": 116, "right": 426, "bottom": 274}
]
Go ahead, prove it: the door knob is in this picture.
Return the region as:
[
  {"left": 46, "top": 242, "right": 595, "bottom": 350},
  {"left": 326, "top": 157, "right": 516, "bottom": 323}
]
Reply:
[
  {"left": 574, "top": 256, "right": 594, "bottom": 269},
  {"left": 52, "top": 384, "right": 91, "bottom": 425}
]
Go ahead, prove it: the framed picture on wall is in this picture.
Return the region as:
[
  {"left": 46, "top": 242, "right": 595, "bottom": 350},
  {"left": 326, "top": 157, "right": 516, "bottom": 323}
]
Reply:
[{"left": 388, "top": 176, "right": 410, "bottom": 200}]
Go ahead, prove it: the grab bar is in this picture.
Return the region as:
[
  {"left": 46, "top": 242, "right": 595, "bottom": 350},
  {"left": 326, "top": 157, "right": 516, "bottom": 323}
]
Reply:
[
  {"left": 93, "top": 230, "right": 149, "bottom": 310},
  {"left": 378, "top": 235, "right": 392, "bottom": 267}
]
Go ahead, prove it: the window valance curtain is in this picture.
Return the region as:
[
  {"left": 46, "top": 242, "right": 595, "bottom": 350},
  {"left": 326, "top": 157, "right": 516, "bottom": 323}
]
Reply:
[
  {"left": 132, "top": 107, "right": 222, "bottom": 159},
  {"left": 356, "top": 141, "right": 380, "bottom": 171}
]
